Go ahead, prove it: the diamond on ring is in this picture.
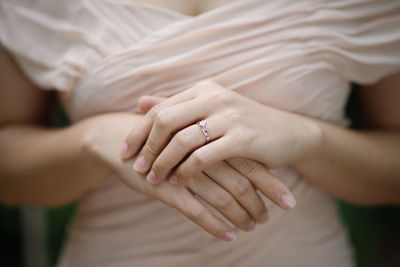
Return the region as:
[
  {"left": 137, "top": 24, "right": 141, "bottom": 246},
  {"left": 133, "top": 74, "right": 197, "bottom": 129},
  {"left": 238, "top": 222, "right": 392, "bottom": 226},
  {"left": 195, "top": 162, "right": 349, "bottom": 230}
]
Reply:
[{"left": 197, "top": 120, "right": 210, "bottom": 144}]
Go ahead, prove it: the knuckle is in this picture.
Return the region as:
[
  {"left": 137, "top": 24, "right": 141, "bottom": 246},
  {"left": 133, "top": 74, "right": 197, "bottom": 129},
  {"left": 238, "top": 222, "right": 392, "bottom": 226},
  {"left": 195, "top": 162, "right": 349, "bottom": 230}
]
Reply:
[
  {"left": 148, "top": 104, "right": 161, "bottom": 119},
  {"left": 231, "top": 129, "right": 253, "bottom": 144},
  {"left": 154, "top": 110, "right": 170, "bottom": 130},
  {"left": 233, "top": 178, "right": 253, "bottom": 197},
  {"left": 229, "top": 129, "right": 244, "bottom": 143},
  {"left": 191, "top": 150, "right": 207, "bottom": 166},
  {"left": 237, "top": 159, "right": 260, "bottom": 177},
  {"left": 226, "top": 110, "right": 242, "bottom": 122},
  {"left": 175, "top": 168, "right": 189, "bottom": 184},
  {"left": 190, "top": 204, "right": 205, "bottom": 220},
  {"left": 211, "top": 91, "right": 233, "bottom": 105},
  {"left": 174, "top": 130, "right": 191, "bottom": 148},
  {"left": 144, "top": 140, "right": 158, "bottom": 156},
  {"left": 215, "top": 192, "right": 233, "bottom": 210}
]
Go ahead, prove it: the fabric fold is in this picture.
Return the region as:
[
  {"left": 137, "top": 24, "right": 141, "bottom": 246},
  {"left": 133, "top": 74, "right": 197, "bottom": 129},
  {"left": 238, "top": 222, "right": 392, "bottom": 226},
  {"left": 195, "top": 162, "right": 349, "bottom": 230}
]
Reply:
[{"left": 1, "top": 0, "right": 399, "bottom": 266}]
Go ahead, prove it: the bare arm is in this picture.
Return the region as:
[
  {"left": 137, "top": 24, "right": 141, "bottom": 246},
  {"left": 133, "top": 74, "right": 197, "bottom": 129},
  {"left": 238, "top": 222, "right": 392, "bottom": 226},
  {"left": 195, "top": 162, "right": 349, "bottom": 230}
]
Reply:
[
  {"left": 0, "top": 46, "right": 112, "bottom": 206},
  {"left": 293, "top": 73, "right": 400, "bottom": 205}
]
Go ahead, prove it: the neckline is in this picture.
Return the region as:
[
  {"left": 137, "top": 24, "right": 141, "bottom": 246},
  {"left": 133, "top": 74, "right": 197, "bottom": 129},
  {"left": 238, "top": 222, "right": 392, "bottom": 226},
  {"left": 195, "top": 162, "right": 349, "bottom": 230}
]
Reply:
[{"left": 127, "top": 0, "right": 245, "bottom": 19}]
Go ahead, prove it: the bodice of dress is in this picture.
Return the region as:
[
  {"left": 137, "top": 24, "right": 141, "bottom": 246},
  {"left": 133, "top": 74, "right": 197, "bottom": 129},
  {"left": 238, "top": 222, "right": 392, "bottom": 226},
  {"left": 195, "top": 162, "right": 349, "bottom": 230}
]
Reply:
[
  {"left": 2, "top": 0, "right": 399, "bottom": 123},
  {"left": 1, "top": 0, "right": 400, "bottom": 266}
]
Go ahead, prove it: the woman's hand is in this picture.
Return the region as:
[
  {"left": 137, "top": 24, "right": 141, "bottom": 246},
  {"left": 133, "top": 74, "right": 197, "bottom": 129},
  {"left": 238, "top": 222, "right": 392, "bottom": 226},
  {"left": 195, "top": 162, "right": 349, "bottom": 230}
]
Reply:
[
  {"left": 122, "top": 80, "right": 321, "bottom": 204},
  {"left": 83, "top": 112, "right": 272, "bottom": 240},
  {"left": 122, "top": 89, "right": 300, "bottom": 210},
  {"left": 135, "top": 97, "right": 296, "bottom": 212},
  {"left": 123, "top": 80, "right": 321, "bottom": 179}
]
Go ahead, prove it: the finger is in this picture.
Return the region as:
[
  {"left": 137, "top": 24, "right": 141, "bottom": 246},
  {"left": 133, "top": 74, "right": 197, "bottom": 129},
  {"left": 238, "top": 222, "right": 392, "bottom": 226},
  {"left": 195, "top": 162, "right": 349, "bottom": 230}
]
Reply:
[
  {"left": 174, "top": 137, "right": 240, "bottom": 185},
  {"left": 148, "top": 116, "right": 224, "bottom": 184},
  {"left": 115, "top": 156, "right": 237, "bottom": 241},
  {"left": 126, "top": 80, "right": 224, "bottom": 162},
  {"left": 124, "top": 90, "right": 196, "bottom": 160},
  {"left": 204, "top": 161, "right": 268, "bottom": 225},
  {"left": 186, "top": 172, "right": 253, "bottom": 231},
  {"left": 169, "top": 184, "right": 237, "bottom": 241},
  {"left": 138, "top": 96, "right": 167, "bottom": 114},
  {"left": 120, "top": 116, "right": 152, "bottom": 161},
  {"left": 123, "top": 96, "right": 166, "bottom": 161},
  {"left": 227, "top": 158, "right": 296, "bottom": 210},
  {"left": 137, "top": 98, "right": 216, "bottom": 176}
]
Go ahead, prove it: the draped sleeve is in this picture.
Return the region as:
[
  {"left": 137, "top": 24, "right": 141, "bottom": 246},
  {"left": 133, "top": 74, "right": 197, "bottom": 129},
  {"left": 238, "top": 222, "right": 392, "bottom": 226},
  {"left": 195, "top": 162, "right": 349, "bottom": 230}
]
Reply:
[{"left": 0, "top": 0, "right": 184, "bottom": 92}]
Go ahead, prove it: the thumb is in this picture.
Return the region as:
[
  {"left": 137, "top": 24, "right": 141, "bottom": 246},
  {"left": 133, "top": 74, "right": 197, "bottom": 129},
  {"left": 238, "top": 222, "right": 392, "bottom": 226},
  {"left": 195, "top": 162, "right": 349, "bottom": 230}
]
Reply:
[{"left": 138, "top": 96, "right": 167, "bottom": 114}]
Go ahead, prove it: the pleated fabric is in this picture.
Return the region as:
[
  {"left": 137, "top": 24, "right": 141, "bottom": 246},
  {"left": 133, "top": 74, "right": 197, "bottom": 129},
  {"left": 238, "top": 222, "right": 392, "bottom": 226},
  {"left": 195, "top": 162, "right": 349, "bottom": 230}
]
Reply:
[{"left": 1, "top": 0, "right": 399, "bottom": 266}]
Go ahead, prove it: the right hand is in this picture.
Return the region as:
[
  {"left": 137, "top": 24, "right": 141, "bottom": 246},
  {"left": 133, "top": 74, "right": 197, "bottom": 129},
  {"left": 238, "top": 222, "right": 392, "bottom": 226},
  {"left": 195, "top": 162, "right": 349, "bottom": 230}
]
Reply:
[{"left": 81, "top": 112, "right": 269, "bottom": 241}]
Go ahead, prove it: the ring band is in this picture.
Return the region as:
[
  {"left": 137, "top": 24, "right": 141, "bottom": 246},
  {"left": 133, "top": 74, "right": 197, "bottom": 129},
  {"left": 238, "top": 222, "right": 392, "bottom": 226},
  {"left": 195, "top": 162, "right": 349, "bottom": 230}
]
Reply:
[{"left": 197, "top": 120, "right": 210, "bottom": 144}]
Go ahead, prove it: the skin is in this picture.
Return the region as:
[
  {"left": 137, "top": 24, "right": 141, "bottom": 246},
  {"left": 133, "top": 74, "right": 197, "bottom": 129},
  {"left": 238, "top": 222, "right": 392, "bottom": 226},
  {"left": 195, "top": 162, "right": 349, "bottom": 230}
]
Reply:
[
  {"left": 0, "top": 0, "right": 399, "bottom": 244},
  {"left": 0, "top": 46, "right": 298, "bottom": 241},
  {"left": 124, "top": 77, "right": 400, "bottom": 206},
  {"left": 135, "top": 97, "right": 297, "bottom": 210},
  {"left": 131, "top": 0, "right": 238, "bottom": 16}
]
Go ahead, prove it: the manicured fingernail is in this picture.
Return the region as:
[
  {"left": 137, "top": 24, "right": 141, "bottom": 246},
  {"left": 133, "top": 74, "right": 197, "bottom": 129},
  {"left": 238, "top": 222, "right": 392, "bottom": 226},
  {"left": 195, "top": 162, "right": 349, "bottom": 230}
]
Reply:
[
  {"left": 146, "top": 170, "right": 157, "bottom": 183},
  {"left": 224, "top": 232, "right": 237, "bottom": 241},
  {"left": 259, "top": 212, "right": 268, "bottom": 224},
  {"left": 169, "top": 174, "right": 179, "bottom": 184},
  {"left": 133, "top": 156, "right": 146, "bottom": 173},
  {"left": 281, "top": 193, "right": 296, "bottom": 210},
  {"left": 120, "top": 142, "right": 129, "bottom": 158},
  {"left": 247, "top": 221, "right": 256, "bottom": 231}
]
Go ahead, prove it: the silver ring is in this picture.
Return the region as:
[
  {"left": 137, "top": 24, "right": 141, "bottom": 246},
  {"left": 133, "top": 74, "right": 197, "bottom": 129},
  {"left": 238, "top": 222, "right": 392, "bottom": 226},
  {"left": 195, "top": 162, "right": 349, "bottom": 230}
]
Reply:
[{"left": 197, "top": 120, "right": 210, "bottom": 144}]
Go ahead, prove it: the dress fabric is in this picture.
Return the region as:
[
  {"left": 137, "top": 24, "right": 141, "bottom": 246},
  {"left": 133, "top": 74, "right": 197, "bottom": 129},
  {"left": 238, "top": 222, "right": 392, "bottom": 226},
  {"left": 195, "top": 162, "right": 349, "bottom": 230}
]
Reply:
[{"left": 1, "top": 0, "right": 400, "bottom": 266}]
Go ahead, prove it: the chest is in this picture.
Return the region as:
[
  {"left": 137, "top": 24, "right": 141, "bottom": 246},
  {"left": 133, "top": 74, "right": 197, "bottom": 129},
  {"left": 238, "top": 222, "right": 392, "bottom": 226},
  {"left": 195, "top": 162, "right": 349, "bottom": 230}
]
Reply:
[{"left": 129, "top": 0, "right": 237, "bottom": 16}]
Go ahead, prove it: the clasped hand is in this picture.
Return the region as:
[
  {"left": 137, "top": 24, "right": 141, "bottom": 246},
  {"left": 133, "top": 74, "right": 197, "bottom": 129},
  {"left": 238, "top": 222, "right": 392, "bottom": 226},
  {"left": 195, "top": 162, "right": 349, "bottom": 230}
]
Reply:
[{"left": 121, "top": 80, "right": 321, "bottom": 239}]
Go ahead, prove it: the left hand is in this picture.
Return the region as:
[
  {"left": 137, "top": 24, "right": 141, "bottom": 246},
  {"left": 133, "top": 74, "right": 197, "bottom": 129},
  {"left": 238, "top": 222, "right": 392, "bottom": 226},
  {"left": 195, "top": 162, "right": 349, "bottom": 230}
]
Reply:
[
  {"left": 122, "top": 80, "right": 321, "bottom": 187},
  {"left": 131, "top": 95, "right": 296, "bottom": 212}
]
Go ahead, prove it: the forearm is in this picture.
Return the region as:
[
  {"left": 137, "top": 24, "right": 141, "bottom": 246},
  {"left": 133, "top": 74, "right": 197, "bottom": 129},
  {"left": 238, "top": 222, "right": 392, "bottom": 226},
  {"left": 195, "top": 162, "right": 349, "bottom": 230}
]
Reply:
[
  {"left": 293, "top": 120, "right": 400, "bottom": 205},
  {"left": 0, "top": 121, "right": 111, "bottom": 206}
]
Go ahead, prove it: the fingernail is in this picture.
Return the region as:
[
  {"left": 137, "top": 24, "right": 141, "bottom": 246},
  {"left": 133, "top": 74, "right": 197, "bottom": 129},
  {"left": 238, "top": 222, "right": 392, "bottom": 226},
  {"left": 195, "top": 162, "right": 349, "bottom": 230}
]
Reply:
[
  {"left": 120, "top": 142, "right": 129, "bottom": 158},
  {"left": 247, "top": 221, "right": 256, "bottom": 231},
  {"left": 146, "top": 170, "right": 157, "bottom": 183},
  {"left": 169, "top": 174, "right": 179, "bottom": 184},
  {"left": 281, "top": 193, "right": 296, "bottom": 210},
  {"left": 224, "top": 232, "right": 237, "bottom": 241},
  {"left": 259, "top": 212, "right": 268, "bottom": 224},
  {"left": 133, "top": 156, "right": 146, "bottom": 173}
]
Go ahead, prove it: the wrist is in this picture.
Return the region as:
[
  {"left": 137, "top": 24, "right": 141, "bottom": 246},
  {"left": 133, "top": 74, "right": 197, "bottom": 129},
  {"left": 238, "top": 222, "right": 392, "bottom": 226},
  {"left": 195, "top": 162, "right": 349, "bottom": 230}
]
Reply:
[
  {"left": 78, "top": 113, "right": 145, "bottom": 173},
  {"left": 73, "top": 117, "right": 115, "bottom": 181},
  {"left": 292, "top": 115, "right": 325, "bottom": 166}
]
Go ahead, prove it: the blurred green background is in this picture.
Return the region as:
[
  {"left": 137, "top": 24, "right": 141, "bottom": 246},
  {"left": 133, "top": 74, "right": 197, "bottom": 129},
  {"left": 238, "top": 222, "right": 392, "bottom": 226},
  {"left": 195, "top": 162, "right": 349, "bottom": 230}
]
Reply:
[{"left": 0, "top": 87, "right": 399, "bottom": 267}]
